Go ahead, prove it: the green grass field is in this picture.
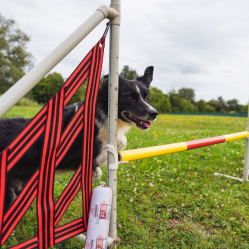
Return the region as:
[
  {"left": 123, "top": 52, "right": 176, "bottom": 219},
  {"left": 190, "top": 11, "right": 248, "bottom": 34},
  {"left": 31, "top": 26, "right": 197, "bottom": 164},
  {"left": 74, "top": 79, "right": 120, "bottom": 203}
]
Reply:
[{"left": 1, "top": 106, "right": 249, "bottom": 248}]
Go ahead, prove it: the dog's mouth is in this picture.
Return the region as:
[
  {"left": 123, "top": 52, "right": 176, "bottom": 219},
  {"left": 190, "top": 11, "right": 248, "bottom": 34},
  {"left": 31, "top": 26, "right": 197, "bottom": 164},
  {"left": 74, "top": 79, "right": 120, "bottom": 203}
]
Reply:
[{"left": 123, "top": 112, "right": 151, "bottom": 130}]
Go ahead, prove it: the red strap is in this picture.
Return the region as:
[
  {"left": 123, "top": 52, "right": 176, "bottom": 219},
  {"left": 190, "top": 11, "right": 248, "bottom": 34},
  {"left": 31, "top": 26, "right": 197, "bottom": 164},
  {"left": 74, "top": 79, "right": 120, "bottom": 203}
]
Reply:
[{"left": 0, "top": 22, "right": 109, "bottom": 248}]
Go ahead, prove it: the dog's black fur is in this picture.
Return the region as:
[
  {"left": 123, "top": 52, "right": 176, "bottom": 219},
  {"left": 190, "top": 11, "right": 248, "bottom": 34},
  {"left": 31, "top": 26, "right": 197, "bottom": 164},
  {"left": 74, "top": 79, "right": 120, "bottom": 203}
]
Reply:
[{"left": 0, "top": 66, "right": 158, "bottom": 211}]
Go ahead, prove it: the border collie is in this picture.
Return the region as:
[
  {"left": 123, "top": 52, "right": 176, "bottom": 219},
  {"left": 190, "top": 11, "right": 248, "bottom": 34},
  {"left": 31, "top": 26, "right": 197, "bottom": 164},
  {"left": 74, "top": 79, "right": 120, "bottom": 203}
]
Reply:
[{"left": 0, "top": 66, "right": 158, "bottom": 210}]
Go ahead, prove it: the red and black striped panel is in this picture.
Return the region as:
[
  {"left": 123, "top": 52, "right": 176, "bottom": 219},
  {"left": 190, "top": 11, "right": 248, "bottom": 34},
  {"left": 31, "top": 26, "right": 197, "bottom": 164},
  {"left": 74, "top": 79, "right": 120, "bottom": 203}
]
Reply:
[
  {"left": 37, "top": 89, "right": 64, "bottom": 249},
  {"left": 0, "top": 23, "right": 109, "bottom": 248}
]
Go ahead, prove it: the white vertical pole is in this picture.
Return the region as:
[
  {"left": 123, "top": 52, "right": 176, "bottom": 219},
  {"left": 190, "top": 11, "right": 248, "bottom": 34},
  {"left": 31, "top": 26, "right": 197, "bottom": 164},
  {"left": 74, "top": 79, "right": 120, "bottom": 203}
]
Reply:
[
  {"left": 107, "top": 0, "right": 120, "bottom": 247},
  {"left": 242, "top": 102, "right": 249, "bottom": 181}
]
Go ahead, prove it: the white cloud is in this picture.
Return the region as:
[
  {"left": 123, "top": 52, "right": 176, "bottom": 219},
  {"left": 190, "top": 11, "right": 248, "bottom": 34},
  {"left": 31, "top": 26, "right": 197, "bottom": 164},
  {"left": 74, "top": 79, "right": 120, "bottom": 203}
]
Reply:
[{"left": 1, "top": 0, "right": 249, "bottom": 104}]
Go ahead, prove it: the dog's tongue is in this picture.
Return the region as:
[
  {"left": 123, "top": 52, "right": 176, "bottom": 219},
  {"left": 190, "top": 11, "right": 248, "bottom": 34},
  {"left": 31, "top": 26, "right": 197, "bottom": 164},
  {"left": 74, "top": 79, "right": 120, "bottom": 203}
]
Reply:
[{"left": 142, "top": 120, "right": 151, "bottom": 128}]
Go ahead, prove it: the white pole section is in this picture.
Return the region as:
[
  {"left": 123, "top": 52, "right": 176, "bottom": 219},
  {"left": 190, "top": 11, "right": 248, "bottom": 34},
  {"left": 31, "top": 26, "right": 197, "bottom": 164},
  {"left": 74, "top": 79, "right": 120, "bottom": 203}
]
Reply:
[
  {"left": 247, "top": 101, "right": 249, "bottom": 131},
  {"left": 243, "top": 101, "right": 249, "bottom": 181},
  {"left": 107, "top": 0, "right": 121, "bottom": 247},
  {"left": 0, "top": 5, "right": 118, "bottom": 118}
]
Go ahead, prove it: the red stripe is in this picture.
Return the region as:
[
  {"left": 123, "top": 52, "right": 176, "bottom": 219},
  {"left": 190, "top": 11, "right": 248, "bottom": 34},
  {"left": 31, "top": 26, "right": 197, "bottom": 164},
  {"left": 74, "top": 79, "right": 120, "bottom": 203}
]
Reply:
[
  {"left": 56, "top": 112, "right": 83, "bottom": 157},
  {"left": 64, "top": 59, "right": 91, "bottom": 98},
  {"left": 59, "top": 104, "right": 84, "bottom": 143},
  {"left": 2, "top": 188, "right": 37, "bottom": 244},
  {"left": 0, "top": 151, "right": 7, "bottom": 246},
  {"left": 55, "top": 228, "right": 85, "bottom": 244},
  {"left": 7, "top": 127, "right": 45, "bottom": 171},
  {"left": 9, "top": 237, "right": 38, "bottom": 249},
  {"left": 55, "top": 218, "right": 83, "bottom": 233},
  {"left": 54, "top": 177, "right": 81, "bottom": 225},
  {"left": 55, "top": 123, "right": 83, "bottom": 166},
  {"left": 8, "top": 116, "right": 46, "bottom": 161},
  {"left": 54, "top": 167, "right": 81, "bottom": 224},
  {"left": 3, "top": 177, "right": 37, "bottom": 233},
  {"left": 4, "top": 172, "right": 39, "bottom": 222},
  {"left": 81, "top": 48, "right": 94, "bottom": 226},
  {"left": 37, "top": 100, "right": 53, "bottom": 249},
  {"left": 186, "top": 136, "right": 226, "bottom": 150},
  {"left": 64, "top": 69, "right": 90, "bottom": 104},
  {"left": 8, "top": 107, "right": 47, "bottom": 150},
  {"left": 64, "top": 51, "right": 92, "bottom": 89}
]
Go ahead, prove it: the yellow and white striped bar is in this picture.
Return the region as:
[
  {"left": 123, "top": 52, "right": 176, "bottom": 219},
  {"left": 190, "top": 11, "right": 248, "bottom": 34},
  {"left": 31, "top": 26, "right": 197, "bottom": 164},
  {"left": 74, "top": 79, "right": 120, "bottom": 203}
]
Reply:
[{"left": 119, "top": 131, "right": 249, "bottom": 162}]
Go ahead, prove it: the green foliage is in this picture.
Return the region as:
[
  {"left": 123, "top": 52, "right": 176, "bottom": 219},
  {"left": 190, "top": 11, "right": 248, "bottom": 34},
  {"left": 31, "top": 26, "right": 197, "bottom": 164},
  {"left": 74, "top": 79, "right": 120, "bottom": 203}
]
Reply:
[
  {"left": 120, "top": 65, "right": 137, "bottom": 80},
  {"left": 148, "top": 87, "right": 171, "bottom": 113},
  {"left": 1, "top": 111, "right": 248, "bottom": 248},
  {"left": 30, "top": 72, "right": 87, "bottom": 105},
  {"left": 179, "top": 98, "right": 196, "bottom": 112},
  {"left": 240, "top": 105, "right": 248, "bottom": 114},
  {"left": 0, "top": 13, "right": 33, "bottom": 94},
  {"left": 178, "top": 88, "right": 195, "bottom": 103}
]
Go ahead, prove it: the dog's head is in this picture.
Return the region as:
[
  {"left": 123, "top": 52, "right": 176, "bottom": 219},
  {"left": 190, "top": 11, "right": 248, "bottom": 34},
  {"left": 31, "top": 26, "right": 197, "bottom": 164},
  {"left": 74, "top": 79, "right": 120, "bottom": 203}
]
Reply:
[
  {"left": 118, "top": 66, "right": 158, "bottom": 130},
  {"left": 97, "top": 66, "right": 158, "bottom": 130}
]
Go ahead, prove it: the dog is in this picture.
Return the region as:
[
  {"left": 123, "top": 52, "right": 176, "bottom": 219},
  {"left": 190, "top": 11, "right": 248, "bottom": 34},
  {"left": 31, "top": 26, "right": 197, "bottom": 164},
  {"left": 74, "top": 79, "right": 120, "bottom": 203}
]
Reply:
[{"left": 0, "top": 66, "right": 158, "bottom": 210}]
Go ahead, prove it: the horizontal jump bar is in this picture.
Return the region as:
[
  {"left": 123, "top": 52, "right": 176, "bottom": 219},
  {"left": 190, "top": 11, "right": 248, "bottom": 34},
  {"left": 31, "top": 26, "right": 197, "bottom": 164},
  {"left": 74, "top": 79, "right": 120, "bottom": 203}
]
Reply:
[{"left": 119, "top": 131, "right": 249, "bottom": 162}]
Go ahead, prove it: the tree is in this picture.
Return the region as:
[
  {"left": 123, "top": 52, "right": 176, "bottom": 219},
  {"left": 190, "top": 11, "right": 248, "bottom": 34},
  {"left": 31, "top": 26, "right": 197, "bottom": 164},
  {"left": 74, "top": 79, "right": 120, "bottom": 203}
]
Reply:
[
  {"left": 168, "top": 90, "right": 181, "bottom": 112},
  {"left": 207, "top": 99, "right": 219, "bottom": 112},
  {"left": 178, "top": 88, "right": 195, "bottom": 103},
  {"left": 149, "top": 87, "right": 171, "bottom": 113},
  {"left": 197, "top": 99, "right": 207, "bottom": 112},
  {"left": 120, "top": 65, "right": 137, "bottom": 80},
  {"left": 179, "top": 98, "right": 195, "bottom": 112},
  {"left": 240, "top": 105, "right": 248, "bottom": 114},
  {"left": 217, "top": 96, "right": 227, "bottom": 112},
  {"left": 30, "top": 72, "right": 86, "bottom": 104},
  {"left": 0, "top": 14, "right": 33, "bottom": 93},
  {"left": 227, "top": 99, "right": 240, "bottom": 113}
]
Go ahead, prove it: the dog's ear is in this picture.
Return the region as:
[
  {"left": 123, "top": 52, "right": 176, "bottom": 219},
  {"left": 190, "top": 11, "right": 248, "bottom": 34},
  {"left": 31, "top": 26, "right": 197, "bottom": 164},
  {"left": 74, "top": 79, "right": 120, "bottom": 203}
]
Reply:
[
  {"left": 103, "top": 74, "right": 109, "bottom": 80},
  {"left": 136, "top": 66, "right": 154, "bottom": 87}
]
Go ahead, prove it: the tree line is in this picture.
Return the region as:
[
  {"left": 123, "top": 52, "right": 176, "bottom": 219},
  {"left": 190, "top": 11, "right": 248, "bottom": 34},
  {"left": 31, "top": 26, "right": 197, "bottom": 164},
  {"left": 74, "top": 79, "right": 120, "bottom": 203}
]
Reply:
[
  {"left": 0, "top": 14, "right": 247, "bottom": 114},
  {"left": 121, "top": 66, "right": 247, "bottom": 114}
]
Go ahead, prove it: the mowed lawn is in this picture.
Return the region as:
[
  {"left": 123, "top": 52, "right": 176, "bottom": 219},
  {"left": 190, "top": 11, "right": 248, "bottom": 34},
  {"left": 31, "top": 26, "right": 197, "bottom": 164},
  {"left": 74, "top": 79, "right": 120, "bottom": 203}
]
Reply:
[{"left": 2, "top": 106, "right": 249, "bottom": 248}]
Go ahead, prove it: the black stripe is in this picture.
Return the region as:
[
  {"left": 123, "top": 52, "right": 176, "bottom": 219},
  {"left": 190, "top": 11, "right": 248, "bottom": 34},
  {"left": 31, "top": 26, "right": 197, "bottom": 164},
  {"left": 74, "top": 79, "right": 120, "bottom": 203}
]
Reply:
[
  {"left": 56, "top": 113, "right": 83, "bottom": 160},
  {"left": 7, "top": 113, "right": 46, "bottom": 166},
  {"left": 55, "top": 220, "right": 83, "bottom": 238},
  {"left": 3, "top": 180, "right": 37, "bottom": 238},
  {"left": 64, "top": 57, "right": 91, "bottom": 98},
  {"left": 54, "top": 174, "right": 81, "bottom": 222},
  {"left": 9, "top": 240, "right": 38, "bottom": 249}
]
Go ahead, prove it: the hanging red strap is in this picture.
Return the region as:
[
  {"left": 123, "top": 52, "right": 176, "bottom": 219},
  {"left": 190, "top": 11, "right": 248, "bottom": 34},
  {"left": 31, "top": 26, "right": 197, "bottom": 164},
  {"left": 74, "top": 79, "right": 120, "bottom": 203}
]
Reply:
[{"left": 0, "top": 23, "right": 109, "bottom": 249}]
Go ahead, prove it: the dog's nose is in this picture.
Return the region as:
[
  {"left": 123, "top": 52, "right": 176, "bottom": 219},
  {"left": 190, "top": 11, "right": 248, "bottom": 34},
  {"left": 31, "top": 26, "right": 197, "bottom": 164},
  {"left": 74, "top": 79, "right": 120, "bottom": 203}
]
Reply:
[{"left": 148, "top": 109, "right": 159, "bottom": 120}]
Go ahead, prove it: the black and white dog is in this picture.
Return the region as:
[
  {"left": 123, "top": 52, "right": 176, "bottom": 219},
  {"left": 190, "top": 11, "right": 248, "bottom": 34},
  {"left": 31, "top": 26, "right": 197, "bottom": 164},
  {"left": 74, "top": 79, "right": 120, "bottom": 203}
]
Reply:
[{"left": 0, "top": 66, "right": 158, "bottom": 210}]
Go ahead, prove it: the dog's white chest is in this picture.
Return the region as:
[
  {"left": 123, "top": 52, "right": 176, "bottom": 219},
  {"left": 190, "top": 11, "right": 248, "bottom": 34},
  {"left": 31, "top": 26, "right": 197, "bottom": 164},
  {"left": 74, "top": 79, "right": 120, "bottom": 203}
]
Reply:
[{"left": 95, "top": 120, "right": 130, "bottom": 167}]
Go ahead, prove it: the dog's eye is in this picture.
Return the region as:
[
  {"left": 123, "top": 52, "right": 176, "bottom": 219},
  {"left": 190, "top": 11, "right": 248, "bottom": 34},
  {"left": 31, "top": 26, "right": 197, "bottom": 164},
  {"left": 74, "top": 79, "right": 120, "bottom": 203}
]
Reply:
[{"left": 129, "top": 92, "right": 138, "bottom": 100}]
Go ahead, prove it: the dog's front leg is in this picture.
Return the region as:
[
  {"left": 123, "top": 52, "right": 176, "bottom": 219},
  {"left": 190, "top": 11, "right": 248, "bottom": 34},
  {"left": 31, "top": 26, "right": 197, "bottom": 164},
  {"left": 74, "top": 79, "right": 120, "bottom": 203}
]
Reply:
[{"left": 92, "top": 167, "right": 102, "bottom": 182}]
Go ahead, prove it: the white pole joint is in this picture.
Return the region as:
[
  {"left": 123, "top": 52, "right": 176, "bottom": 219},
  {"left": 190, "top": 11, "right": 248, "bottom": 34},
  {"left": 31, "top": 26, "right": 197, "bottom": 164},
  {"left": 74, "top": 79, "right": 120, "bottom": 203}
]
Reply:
[
  {"left": 110, "top": 4, "right": 121, "bottom": 25},
  {"left": 97, "top": 5, "right": 119, "bottom": 21}
]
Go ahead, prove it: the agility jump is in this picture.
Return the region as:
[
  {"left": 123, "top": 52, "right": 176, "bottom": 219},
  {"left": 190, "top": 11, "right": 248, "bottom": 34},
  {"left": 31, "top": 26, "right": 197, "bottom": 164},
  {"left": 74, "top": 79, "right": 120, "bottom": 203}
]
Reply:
[{"left": 0, "top": 0, "right": 249, "bottom": 248}]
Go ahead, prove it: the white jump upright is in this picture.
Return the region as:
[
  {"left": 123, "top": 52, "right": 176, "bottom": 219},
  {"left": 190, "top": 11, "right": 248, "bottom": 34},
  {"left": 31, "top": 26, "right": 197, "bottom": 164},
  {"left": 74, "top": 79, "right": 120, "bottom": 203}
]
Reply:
[
  {"left": 214, "top": 102, "right": 249, "bottom": 182},
  {"left": 107, "top": 0, "right": 121, "bottom": 248}
]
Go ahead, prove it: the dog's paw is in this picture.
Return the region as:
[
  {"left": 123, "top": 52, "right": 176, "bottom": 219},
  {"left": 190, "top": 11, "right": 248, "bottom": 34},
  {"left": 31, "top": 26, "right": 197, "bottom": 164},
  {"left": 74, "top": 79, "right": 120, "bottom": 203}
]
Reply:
[
  {"left": 92, "top": 167, "right": 102, "bottom": 182},
  {"left": 117, "top": 135, "right": 127, "bottom": 151}
]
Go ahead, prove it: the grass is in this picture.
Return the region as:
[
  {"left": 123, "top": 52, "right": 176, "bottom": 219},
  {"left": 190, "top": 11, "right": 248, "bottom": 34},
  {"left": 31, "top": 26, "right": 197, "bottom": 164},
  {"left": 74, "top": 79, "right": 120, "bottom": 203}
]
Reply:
[{"left": 1, "top": 106, "right": 249, "bottom": 248}]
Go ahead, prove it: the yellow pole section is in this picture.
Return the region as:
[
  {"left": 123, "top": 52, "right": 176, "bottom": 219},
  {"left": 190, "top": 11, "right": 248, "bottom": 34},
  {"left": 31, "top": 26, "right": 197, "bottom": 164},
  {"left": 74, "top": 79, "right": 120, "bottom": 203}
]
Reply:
[
  {"left": 119, "top": 142, "right": 187, "bottom": 162},
  {"left": 224, "top": 131, "right": 249, "bottom": 142},
  {"left": 119, "top": 131, "right": 249, "bottom": 162}
]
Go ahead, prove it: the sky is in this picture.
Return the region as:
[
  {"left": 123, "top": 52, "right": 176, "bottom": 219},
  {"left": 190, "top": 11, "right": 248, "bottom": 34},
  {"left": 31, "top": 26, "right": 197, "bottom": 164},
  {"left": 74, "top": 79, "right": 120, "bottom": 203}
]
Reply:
[{"left": 1, "top": 0, "right": 249, "bottom": 105}]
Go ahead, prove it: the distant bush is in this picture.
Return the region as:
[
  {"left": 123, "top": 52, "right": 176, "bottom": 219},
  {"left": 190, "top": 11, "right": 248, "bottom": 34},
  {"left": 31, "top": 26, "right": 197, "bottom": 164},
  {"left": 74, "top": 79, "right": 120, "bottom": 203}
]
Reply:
[{"left": 16, "top": 97, "right": 41, "bottom": 107}]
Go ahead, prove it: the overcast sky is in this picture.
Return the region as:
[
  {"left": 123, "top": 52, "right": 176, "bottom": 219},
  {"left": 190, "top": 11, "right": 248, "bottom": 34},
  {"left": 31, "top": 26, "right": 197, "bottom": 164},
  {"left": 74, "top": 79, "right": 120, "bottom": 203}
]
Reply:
[{"left": 1, "top": 0, "right": 249, "bottom": 105}]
